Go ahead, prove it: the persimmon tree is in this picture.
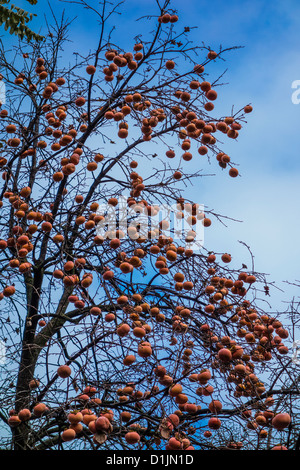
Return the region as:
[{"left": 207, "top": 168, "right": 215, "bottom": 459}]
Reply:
[{"left": 0, "top": 0, "right": 299, "bottom": 451}]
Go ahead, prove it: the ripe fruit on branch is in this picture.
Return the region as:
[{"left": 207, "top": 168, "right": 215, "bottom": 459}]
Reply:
[
  {"left": 198, "top": 369, "right": 211, "bottom": 384},
  {"left": 95, "top": 416, "right": 111, "bottom": 432},
  {"left": 57, "top": 365, "right": 72, "bottom": 378},
  {"left": 75, "top": 96, "right": 86, "bottom": 107},
  {"left": 169, "top": 383, "right": 182, "bottom": 397},
  {"left": 208, "top": 400, "right": 223, "bottom": 413},
  {"left": 229, "top": 168, "right": 239, "bottom": 177},
  {"left": 33, "top": 403, "right": 47, "bottom": 417},
  {"left": 29, "top": 379, "right": 40, "bottom": 390},
  {"left": 137, "top": 341, "right": 152, "bottom": 358},
  {"left": 218, "top": 348, "right": 232, "bottom": 362},
  {"left": 206, "top": 89, "right": 218, "bottom": 100},
  {"left": 102, "top": 270, "right": 114, "bottom": 280},
  {"left": 272, "top": 413, "right": 291, "bottom": 431},
  {"left": 18, "top": 409, "right": 31, "bottom": 421},
  {"left": 86, "top": 65, "right": 96, "bottom": 75},
  {"left": 61, "top": 428, "right": 76, "bottom": 442},
  {"left": 68, "top": 411, "right": 83, "bottom": 424},
  {"left": 208, "top": 417, "right": 221, "bottom": 429},
  {"left": 205, "top": 304, "right": 215, "bottom": 314},
  {"left": 207, "top": 50, "right": 218, "bottom": 60},
  {"left": 6, "top": 124, "right": 17, "bottom": 133},
  {"left": 168, "top": 437, "right": 182, "bottom": 449},
  {"left": 117, "top": 323, "right": 130, "bottom": 337},
  {"left": 125, "top": 431, "right": 140, "bottom": 444},
  {"left": 123, "top": 355, "right": 136, "bottom": 366},
  {"left": 166, "top": 60, "right": 175, "bottom": 70},
  {"left": 8, "top": 415, "right": 21, "bottom": 427},
  {"left": 221, "top": 253, "right": 231, "bottom": 263}
]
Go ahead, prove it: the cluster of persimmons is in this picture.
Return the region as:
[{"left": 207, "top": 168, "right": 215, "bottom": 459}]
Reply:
[{"left": 0, "top": 6, "right": 292, "bottom": 451}]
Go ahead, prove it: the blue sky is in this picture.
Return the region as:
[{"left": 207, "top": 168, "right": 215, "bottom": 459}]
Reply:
[{"left": 2, "top": 0, "right": 300, "bottom": 311}]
